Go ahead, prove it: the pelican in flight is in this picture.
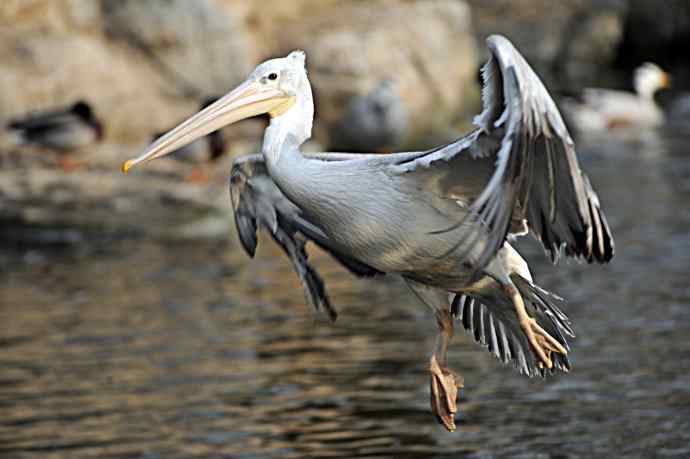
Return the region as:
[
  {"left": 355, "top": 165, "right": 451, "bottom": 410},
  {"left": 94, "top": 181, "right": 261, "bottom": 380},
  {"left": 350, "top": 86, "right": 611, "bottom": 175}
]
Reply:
[
  {"left": 123, "top": 36, "right": 614, "bottom": 432},
  {"left": 562, "top": 62, "right": 670, "bottom": 132}
]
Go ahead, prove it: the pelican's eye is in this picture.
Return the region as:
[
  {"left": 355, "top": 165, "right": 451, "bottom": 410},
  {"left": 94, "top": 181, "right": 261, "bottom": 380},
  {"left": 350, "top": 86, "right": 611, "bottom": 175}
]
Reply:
[{"left": 267, "top": 72, "right": 278, "bottom": 81}]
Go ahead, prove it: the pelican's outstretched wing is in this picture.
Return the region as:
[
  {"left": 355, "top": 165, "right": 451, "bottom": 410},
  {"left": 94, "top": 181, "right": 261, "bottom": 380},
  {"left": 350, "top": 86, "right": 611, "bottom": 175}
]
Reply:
[
  {"left": 230, "top": 154, "right": 383, "bottom": 321},
  {"left": 393, "top": 35, "right": 614, "bottom": 272}
]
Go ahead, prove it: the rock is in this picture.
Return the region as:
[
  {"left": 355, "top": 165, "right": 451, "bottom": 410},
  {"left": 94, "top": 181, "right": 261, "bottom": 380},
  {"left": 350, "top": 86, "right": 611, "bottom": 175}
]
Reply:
[
  {"left": 218, "top": 0, "right": 341, "bottom": 59},
  {"left": 0, "top": 32, "right": 170, "bottom": 143},
  {"left": 0, "top": 0, "right": 476, "bottom": 151},
  {"left": 465, "top": 0, "right": 627, "bottom": 91},
  {"left": 102, "top": 0, "right": 253, "bottom": 98},
  {"left": 0, "top": 0, "right": 477, "bottom": 238},
  {"left": 0, "top": 0, "right": 254, "bottom": 146},
  {"left": 282, "top": 0, "right": 479, "bottom": 146},
  {"left": 328, "top": 79, "right": 408, "bottom": 152}
]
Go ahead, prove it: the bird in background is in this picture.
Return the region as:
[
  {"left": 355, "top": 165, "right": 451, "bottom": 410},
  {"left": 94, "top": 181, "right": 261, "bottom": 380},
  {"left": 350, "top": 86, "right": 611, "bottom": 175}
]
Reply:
[
  {"left": 5, "top": 100, "right": 104, "bottom": 171},
  {"left": 329, "top": 79, "right": 407, "bottom": 152},
  {"left": 150, "top": 97, "right": 228, "bottom": 183},
  {"left": 561, "top": 62, "right": 670, "bottom": 132},
  {"left": 122, "top": 35, "right": 614, "bottom": 432}
]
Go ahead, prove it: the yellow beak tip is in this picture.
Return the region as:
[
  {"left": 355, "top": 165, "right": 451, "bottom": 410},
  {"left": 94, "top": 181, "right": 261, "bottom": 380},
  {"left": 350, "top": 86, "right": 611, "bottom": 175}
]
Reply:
[{"left": 121, "top": 160, "right": 133, "bottom": 174}]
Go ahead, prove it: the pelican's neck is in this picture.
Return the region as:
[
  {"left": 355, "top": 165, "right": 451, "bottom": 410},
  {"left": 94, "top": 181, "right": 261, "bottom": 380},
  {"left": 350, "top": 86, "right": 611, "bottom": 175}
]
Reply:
[
  {"left": 263, "top": 117, "right": 303, "bottom": 165},
  {"left": 262, "top": 85, "right": 314, "bottom": 166},
  {"left": 260, "top": 88, "right": 334, "bottom": 221}
]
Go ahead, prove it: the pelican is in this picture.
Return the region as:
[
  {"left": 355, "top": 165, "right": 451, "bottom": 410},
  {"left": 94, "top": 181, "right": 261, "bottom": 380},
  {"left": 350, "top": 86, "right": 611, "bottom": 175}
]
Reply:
[
  {"left": 562, "top": 62, "right": 670, "bottom": 132},
  {"left": 329, "top": 79, "right": 407, "bottom": 152},
  {"left": 123, "top": 36, "right": 614, "bottom": 432}
]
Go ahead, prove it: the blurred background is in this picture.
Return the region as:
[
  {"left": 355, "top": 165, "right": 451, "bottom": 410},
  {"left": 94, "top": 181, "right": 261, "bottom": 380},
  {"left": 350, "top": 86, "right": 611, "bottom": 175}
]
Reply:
[{"left": 1, "top": 1, "right": 689, "bottom": 458}]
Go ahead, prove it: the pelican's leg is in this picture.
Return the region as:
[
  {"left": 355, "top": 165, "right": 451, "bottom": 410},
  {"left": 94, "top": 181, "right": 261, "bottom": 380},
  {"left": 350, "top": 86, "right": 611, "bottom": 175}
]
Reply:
[
  {"left": 429, "top": 308, "right": 464, "bottom": 432},
  {"left": 404, "top": 280, "right": 463, "bottom": 432},
  {"left": 505, "top": 284, "right": 567, "bottom": 369}
]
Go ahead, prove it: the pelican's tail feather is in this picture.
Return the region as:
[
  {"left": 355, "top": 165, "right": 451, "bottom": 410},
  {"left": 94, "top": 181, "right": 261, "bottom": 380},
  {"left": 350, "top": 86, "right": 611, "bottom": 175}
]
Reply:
[{"left": 453, "top": 274, "right": 573, "bottom": 377}]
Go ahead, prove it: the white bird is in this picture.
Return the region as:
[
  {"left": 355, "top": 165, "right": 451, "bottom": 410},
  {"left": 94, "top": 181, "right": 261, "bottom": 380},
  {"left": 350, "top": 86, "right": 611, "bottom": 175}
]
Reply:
[{"left": 562, "top": 62, "right": 670, "bottom": 132}]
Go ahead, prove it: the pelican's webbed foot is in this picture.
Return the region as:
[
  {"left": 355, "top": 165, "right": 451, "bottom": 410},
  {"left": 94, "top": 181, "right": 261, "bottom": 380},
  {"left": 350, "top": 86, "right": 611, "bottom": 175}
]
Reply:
[
  {"left": 507, "top": 285, "right": 567, "bottom": 369},
  {"left": 429, "top": 354, "right": 464, "bottom": 432},
  {"left": 521, "top": 316, "right": 567, "bottom": 369}
]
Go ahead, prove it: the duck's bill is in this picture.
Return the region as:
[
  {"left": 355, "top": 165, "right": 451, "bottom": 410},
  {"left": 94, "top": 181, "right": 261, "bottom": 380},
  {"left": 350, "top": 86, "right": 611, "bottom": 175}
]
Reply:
[
  {"left": 122, "top": 80, "right": 293, "bottom": 172},
  {"left": 661, "top": 72, "right": 672, "bottom": 88}
]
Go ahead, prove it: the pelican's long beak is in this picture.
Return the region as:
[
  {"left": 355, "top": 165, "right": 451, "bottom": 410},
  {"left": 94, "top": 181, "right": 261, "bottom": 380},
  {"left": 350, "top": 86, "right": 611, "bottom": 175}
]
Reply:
[
  {"left": 122, "top": 79, "right": 293, "bottom": 172},
  {"left": 661, "top": 71, "right": 672, "bottom": 89}
]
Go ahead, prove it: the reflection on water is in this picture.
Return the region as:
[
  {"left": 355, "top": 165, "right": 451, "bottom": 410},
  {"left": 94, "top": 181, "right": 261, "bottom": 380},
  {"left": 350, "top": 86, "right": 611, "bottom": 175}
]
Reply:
[{"left": 2, "top": 131, "right": 690, "bottom": 458}]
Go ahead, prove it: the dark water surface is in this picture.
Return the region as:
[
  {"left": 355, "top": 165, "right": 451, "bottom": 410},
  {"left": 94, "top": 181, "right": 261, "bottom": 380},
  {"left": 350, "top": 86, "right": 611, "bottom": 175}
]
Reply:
[{"left": 2, "top": 131, "right": 690, "bottom": 458}]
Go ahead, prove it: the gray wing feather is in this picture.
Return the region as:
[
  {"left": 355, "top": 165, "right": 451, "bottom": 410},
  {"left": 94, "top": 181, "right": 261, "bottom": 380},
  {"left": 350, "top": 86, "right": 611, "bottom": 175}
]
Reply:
[
  {"left": 230, "top": 154, "right": 383, "bottom": 321},
  {"left": 393, "top": 35, "right": 614, "bottom": 273}
]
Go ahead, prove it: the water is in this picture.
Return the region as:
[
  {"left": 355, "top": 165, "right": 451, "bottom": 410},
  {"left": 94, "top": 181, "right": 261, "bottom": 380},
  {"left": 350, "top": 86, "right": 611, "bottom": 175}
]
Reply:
[{"left": 1, "top": 131, "right": 690, "bottom": 458}]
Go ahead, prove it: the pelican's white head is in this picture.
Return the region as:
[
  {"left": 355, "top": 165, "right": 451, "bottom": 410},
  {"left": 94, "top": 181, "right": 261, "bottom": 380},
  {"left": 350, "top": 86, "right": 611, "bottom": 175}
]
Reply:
[
  {"left": 122, "top": 50, "right": 313, "bottom": 172},
  {"left": 253, "top": 51, "right": 314, "bottom": 149},
  {"left": 634, "top": 63, "right": 670, "bottom": 100}
]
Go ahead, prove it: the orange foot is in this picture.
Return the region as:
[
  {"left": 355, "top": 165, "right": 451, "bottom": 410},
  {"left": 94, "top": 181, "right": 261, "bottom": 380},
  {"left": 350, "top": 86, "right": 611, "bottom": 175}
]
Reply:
[{"left": 429, "top": 355, "right": 464, "bottom": 432}]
